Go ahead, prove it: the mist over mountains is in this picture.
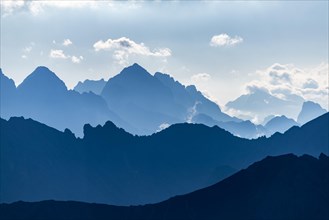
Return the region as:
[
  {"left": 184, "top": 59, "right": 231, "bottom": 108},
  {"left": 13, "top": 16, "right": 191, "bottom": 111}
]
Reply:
[{"left": 1, "top": 64, "right": 326, "bottom": 138}]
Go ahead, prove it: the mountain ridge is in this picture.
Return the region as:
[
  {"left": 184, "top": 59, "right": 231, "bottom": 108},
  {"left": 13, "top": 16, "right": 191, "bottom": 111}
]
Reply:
[{"left": 1, "top": 153, "right": 327, "bottom": 220}]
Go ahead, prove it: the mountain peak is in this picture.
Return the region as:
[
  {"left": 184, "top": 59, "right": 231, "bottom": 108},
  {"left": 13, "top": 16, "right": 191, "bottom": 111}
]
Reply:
[
  {"left": 297, "top": 101, "right": 327, "bottom": 125},
  {"left": 18, "top": 66, "right": 67, "bottom": 92}
]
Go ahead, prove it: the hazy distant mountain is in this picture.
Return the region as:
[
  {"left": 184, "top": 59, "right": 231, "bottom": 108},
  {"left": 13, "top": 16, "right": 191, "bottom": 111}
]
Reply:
[
  {"left": 1, "top": 113, "right": 327, "bottom": 205},
  {"left": 101, "top": 63, "right": 239, "bottom": 135},
  {"left": 0, "top": 69, "right": 19, "bottom": 119},
  {"left": 226, "top": 87, "right": 304, "bottom": 122},
  {"left": 261, "top": 114, "right": 276, "bottom": 125},
  {"left": 154, "top": 72, "right": 240, "bottom": 123},
  {"left": 265, "top": 115, "right": 299, "bottom": 136},
  {"left": 0, "top": 67, "right": 132, "bottom": 136},
  {"left": 297, "top": 101, "right": 327, "bottom": 125},
  {"left": 74, "top": 78, "right": 106, "bottom": 95},
  {"left": 192, "top": 113, "right": 266, "bottom": 139},
  {"left": 1, "top": 153, "right": 328, "bottom": 220}
]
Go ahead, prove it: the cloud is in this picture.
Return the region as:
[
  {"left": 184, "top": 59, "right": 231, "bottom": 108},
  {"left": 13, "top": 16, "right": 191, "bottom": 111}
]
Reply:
[
  {"left": 71, "top": 55, "right": 83, "bottom": 64},
  {"left": 93, "top": 37, "right": 171, "bottom": 65},
  {"left": 191, "top": 73, "right": 211, "bottom": 82},
  {"left": 156, "top": 123, "right": 170, "bottom": 132},
  {"left": 21, "top": 42, "right": 34, "bottom": 59},
  {"left": 49, "top": 49, "right": 83, "bottom": 64},
  {"left": 245, "top": 62, "right": 328, "bottom": 109},
  {"left": 210, "top": 33, "right": 243, "bottom": 47},
  {"left": 63, "top": 39, "right": 73, "bottom": 46},
  {"left": 1, "top": 1, "right": 98, "bottom": 16},
  {"left": 49, "top": 49, "right": 68, "bottom": 59},
  {"left": 187, "top": 101, "right": 201, "bottom": 123}
]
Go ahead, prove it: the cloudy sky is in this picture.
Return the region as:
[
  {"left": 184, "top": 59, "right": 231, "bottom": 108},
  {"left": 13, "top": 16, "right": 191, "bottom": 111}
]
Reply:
[{"left": 1, "top": 0, "right": 328, "bottom": 110}]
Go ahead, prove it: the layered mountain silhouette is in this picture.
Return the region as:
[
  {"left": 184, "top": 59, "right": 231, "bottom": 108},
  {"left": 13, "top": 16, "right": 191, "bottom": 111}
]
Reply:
[
  {"left": 1, "top": 64, "right": 326, "bottom": 138},
  {"left": 264, "top": 115, "right": 299, "bottom": 136},
  {"left": 1, "top": 113, "right": 328, "bottom": 205},
  {"left": 0, "top": 67, "right": 134, "bottom": 136},
  {"left": 74, "top": 78, "right": 106, "bottom": 95},
  {"left": 1, "top": 153, "right": 328, "bottom": 220},
  {"left": 297, "top": 101, "right": 327, "bottom": 125},
  {"left": 226, "top": 87, "right": 305, "bottom": 122},
  {"left": 101, "top": 63, "right": 240, "bottom": 134}
]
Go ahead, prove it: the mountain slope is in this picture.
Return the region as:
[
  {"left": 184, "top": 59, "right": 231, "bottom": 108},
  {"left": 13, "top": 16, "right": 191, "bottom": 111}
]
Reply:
[
  {"left": 0, "top": 67, "right": 132, "bottom": 136},
  {"left": 74, "top": 78, "right": 106, "bottom": 95},
  {"left": 226, "top": 87, "right": 304, "bottom": 122},
  {"left": 101, "top": 64, "right": 239, "bottom": 135},
  {"left": 264, "top": 115, "right": 299, "bottom": 135},
  {"left": 297, "top": 101, "right": 327, "bottom": 125},
  {"left": 1, "top": 153, "right": 328, "bottom": 220},
  {"left": 1, "top": 113, "right": 328, "bottom": 205}
]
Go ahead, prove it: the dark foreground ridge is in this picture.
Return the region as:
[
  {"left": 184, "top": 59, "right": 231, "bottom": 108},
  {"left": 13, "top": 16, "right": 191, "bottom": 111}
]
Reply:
[
  {"left": 1, "top": 153, "right": 328, "bottom": 220},
  {"left": 1, "top": 113, "right": 328, "bottom": 205}
]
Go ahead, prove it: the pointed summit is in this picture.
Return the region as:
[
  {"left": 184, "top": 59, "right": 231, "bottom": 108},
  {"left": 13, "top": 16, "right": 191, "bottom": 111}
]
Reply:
[
  {"left": 18, "top": 66, "right": 67, "bottom": 93},
  {"left": 118, "top": 63, "right": 151, "bottom": 78}
]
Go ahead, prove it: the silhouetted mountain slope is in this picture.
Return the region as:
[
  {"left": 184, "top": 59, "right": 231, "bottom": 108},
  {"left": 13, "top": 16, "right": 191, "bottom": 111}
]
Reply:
[
  {"left": 74, "top": 78, "right": 106, "bottom": 95},
  {"left": 297, "top": 101, "right": 327, "bottom": 125},
  {"left": 0, "top": 69, "right": 18, "bottom": 119},
  {"left": 264, "top": 115, "right": 299, "bottom": 135},
  {"left": 1, "top": 113, "right": 328, "bottom": 205},
  {"left": 192, "top": 113, "right": 266, "bottom": 138},
  {"left": 101, "top": 64, "right": 238, "bottom": 135},
  {"left": 154, "top": 72, "right": 240, "bottom": 123},
  {"left": 226, "top": 87, "right": 304, "bottom": 122},
  {"left": 0, "top": 67, "right": 133, "bottom": 136},
  {"left": 1, "top": 154, "right": 328, "bottom": 220}
]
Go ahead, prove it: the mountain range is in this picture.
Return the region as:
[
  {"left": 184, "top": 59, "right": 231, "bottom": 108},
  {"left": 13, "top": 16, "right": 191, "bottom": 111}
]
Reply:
[
  {"left": 1, "top": 112, "right": 328, "bottom": 205},
  {"left": 0, "top": 64, "right": 326, "bottom": 138},
  {"left": 1, "top": 153, "right": 327, "bottom": 220}
]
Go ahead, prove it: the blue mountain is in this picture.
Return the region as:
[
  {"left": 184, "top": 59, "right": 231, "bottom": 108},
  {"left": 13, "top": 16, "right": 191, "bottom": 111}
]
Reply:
[
  {"left": 1, "top": 153, "right": 328, "bottom": 220},
  {"left": 191, "top": 113, "right": 266, "bottom": 138},
  {"left": 0, "top": 69, "right": 19, "bottom": 119},
  {"left": 226, "top": 87, "right": 304, "bottom": 122},
  {"left": 74, "top": 78, "right": 106, "bottom": 95},
  {"left": 101, "top": 63, "right": 239, "bottom": 135},
  {"left": 0, "top": 67, "right": 133, "bottom": 136},
  {"left": 1, "top": 113, "right": 327, "bottom": 205},
  {"left": 297, "top": 101, "right": 327, "bottom": 125},
  {"left": 264, "top": 115, "right": 299, "bottom": 136}
]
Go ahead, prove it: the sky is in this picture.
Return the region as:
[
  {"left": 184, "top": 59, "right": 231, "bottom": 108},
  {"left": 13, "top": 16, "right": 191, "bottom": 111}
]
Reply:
[{"left": 1, "top": 0, "right": 328, "bottom": 110}]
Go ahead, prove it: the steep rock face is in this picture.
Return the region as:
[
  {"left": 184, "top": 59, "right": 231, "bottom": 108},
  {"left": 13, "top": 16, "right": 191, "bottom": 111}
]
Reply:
[
  {"left": 297, "top": 101, "right": 327, "bottom": 125},
  {"left": 1, "top": 153, "right": 328, "bottom": 220},
  {"left": 1, "top": 113, "right": 328, "bottom": 205}
]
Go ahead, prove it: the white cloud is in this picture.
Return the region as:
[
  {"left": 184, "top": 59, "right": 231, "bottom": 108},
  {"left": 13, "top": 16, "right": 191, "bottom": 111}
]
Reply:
[
  {"left": 21, "top": 42, "right": 35, "bottom": 59},
  {"left": 191, "top": 73, "right": 211, "bottom": 82},
  {"left": 63, "top": 39, "right": 73, "bottom": 46},
  {"left": 49, "top": 49, "right": 83, "bottom": 64},
  {"left": 49, "top": 49, "right": 68, "bottom": 59},
  {"left": 245, "top": 62, "right": 328, "bottom": 110},
  {"left": 210, "top": 33, "right": 243, "bottom": 47},
  {"left": 1, "top": 1, "right": 99, "bottom": 16},
  {"left": 187, "top": 101, "right": 201, "bottom": 123},
  {"left": 93, "top": 37, "right": 171, "bottom": 65},
  {"left": 71, "top": 55, "right": 84, "bottom": 64},
  {"left": 156, "top": 123, "right": 170, "bottom": 132}
]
